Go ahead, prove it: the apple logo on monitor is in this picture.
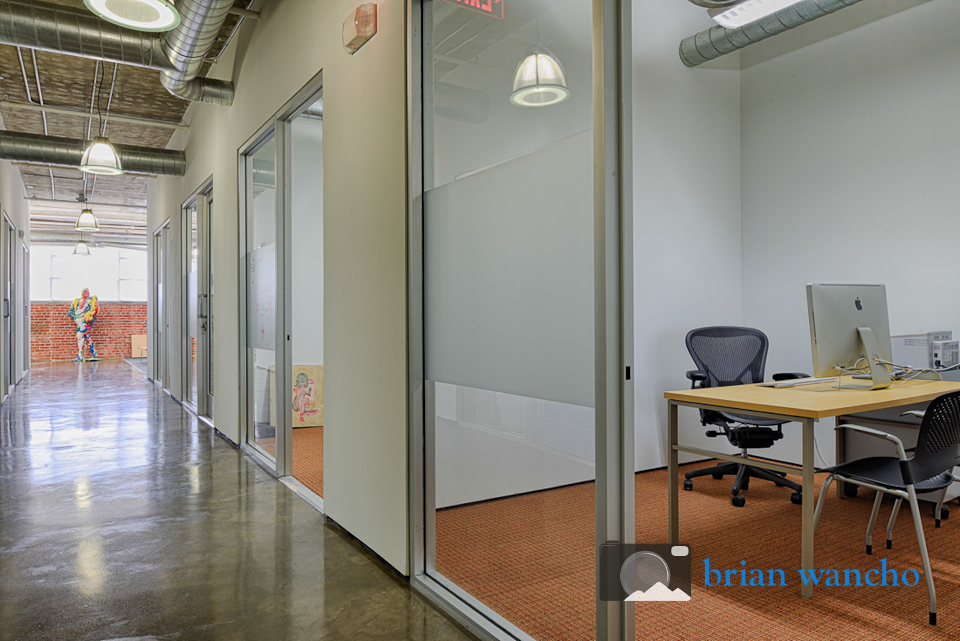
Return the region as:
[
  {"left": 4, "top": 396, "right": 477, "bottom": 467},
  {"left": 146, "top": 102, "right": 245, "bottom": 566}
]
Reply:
[{"left": 855, "top": 297, "right": 862, "bottom": 311}]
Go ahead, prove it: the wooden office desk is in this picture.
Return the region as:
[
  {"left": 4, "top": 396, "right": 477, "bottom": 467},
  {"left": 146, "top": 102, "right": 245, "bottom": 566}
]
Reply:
[{"left": 665, "top": 377, "right": 960, "bottom": 599}]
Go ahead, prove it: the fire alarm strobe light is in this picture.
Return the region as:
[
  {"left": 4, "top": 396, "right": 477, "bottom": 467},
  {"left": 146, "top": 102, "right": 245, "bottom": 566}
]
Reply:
[{"left": 343, "top": 3, "right": 377, "bottom": 54}]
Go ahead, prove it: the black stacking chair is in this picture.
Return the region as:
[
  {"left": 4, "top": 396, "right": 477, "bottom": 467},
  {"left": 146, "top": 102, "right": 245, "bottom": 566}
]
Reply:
[
  {"left": 813, "top": 390, "right": 960, "bottom": 626},
  {"left": 682, "top": 326, "right": 806, "bottom": 507}
]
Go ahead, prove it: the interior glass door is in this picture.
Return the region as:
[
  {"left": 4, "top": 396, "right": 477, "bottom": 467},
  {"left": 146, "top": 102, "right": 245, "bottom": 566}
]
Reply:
[
  {"left": 203, "top": 195, "right": 214, "bottom": 418},
  {"left": 243, "top": 133, "right": 279, "bottom": 463},
  {"left": 283, "top": 92, "right": 325, "bottom": 500},
  {"left": 184, "top": 203, "right": 199, "bottom": 408}
]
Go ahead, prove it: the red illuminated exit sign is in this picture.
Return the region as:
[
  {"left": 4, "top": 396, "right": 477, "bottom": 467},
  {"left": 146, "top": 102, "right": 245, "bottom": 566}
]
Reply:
[{"left": 442, "top": 0, "right": 503, "bottom": 20}]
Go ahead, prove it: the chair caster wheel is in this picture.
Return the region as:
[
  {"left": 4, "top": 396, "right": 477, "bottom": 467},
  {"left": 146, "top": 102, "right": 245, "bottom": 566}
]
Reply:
[
  {"left": 741, "top": 482, "right": 749, "bottom": 491},
  {"left": 683, "top": 480, "right": 693, "bottom": 491},
  {"left": 732, "top": 495, "right": 746, "bottom": 507},
  {"left": 791, "top": 493, "right": 803, "bottom": 505},
  {"left": 712, "top": 473, "right": 724, "bottom": 480},
  {"left": 843, "top": 484, "right": 858, "bottom": 498},
  {"left": 934, "top": 504, "right": 950, "bottom": 520}
]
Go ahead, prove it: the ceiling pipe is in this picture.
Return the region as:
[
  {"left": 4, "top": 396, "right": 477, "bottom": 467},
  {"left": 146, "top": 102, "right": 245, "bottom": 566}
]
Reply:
[
  {"left": 0, "top": 131, "right": 185, "bottom": 175},
  {"left": 0, "top": 0, "right": 173, "bottom": 69},
  {"left": 159, "top": 0, "right": 236, "bottom": 105},
  {"left": 679, "top": 0, "right": 862, "bottom": 67},
  {"left": 0, "top": 0, "right": 235, "bottom": 105},
  {"left": 30, "top": 231, "right": 146, "bottom": 246}
]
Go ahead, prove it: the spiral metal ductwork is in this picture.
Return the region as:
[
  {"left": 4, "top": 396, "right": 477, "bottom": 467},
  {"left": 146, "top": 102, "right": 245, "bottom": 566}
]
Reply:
[
  {"left": 0, "top": 0, "right": 235, "bottom": 104},
  {"left": 159, "top": 0, "right": 236, "bottom": 105},
  {"left": 679, "top": 0, "right": 863, "bottom": 67},
  {"left": 31, "top": 231, "right": 147, "bottom": 247},
  {"left": 0, "top": 131, "right": 185, "bottom": 175},
  {"left": 0, "top": 0, "right": 173, "bottom": 69}
]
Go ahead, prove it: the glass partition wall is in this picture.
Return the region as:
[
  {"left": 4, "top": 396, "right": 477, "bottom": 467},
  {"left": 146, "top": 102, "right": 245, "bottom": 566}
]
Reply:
[{"left": 413, "top": 0, "right": 631, "bottom": 639}]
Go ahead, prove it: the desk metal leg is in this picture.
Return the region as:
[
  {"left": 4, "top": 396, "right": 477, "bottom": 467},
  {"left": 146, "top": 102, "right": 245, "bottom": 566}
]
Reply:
[
  {"left": 801, "top": 417, "right": 815, "bottom": 598},
  {"left": 835, "top": 416, "right": 846, "bottom": 498},
  {"left": 668, "top": 401, "right": 679, "bottom": 544}
]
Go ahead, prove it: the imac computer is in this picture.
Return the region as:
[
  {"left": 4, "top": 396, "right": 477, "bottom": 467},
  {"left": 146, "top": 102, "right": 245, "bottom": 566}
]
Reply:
[{"left": 806, "top": 283, "right": 893, "bottom": 390}]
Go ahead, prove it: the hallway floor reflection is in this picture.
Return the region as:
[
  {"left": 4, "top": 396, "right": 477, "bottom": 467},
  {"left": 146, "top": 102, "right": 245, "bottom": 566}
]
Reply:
[{"left": 0, "top": 360, "right": 470, "bottom": 641}]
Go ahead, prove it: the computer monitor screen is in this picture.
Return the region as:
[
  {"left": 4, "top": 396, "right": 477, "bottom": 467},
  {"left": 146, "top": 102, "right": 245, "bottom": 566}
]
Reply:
[{"left": 806, "top": 283, "right": 892, "bottom": 378}]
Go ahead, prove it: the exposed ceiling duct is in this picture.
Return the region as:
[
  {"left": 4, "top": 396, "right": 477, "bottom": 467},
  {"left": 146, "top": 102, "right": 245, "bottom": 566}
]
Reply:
[
  {"left": 679, "top": 0, "right": 862, "bottom": 67},
  {"left": 0, "top": 131, "right": 185, "bottom": 175},
  {"left": 159, "top": 0, "right": 236, "bottom": 105},
  {"left": 30, "top": 231, "right": 146, "bottom": 247},
  {"left": 0, "top": 0, "right": 235, "bottom": 104}
]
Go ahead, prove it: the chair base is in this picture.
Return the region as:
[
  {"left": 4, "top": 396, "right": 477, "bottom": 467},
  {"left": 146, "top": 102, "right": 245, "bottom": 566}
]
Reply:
[{"left": 685, "top": 459, "right": 802, "bottom": 504}]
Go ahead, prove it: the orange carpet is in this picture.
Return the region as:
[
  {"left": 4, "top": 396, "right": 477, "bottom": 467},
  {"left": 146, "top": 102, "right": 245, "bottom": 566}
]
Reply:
[
  {"left": 435, "top": 461, "right": 960, "bottom": 640},
  {"left": 255, "top": 426, "right": 324, "bottom": 497}
]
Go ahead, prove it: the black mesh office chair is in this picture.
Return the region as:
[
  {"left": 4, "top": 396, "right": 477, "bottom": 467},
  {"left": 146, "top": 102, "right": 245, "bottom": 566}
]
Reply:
[
  {"left": 682, "top": 326, "right": 806, "bottom": 507},
  {"left": 813, "top": 391, "right": 960, "bottom": 626}
]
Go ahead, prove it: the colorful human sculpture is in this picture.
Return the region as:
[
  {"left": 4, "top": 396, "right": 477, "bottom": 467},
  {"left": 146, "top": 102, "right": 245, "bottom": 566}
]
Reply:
[{"left": 68, "top": 288, "right": 100, "bottom": 362}]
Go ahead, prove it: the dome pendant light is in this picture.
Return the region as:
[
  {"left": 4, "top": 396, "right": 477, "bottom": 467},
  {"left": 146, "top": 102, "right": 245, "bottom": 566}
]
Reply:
[
  {"left": 79, "top": 137, "right": 123, "bottom": 176},
  {"left": 73, "top": 233, "right": 91, "bottom": 256},
  {"left": 75, "top": 207, "right": 101, "bottom": 233},
  {"left": 80, "top": 63, "right": 123, "bottom": 176},
  {"left": 510, "top": 51, "right": 570, "bottom": 108},
  {"left": 84, "top": 0, "right": 180, "bottom": 32}
]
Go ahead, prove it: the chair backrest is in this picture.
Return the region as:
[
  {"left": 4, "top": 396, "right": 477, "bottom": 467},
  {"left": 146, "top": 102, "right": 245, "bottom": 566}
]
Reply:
[
  {"left": 902, "top": 391, "right": 960, "bottom": 485},
  {"left": 686, "top": 326, "right": 768, "bottom": 388}
]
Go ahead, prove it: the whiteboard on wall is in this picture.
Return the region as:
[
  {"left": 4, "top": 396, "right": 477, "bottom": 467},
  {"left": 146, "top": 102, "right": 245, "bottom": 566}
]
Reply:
[{"left": 247, "top": 243, "right": 276, "bottom": 350}]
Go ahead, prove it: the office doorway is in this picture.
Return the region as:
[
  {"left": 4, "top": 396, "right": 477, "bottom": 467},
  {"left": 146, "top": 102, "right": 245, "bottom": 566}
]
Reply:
[
  {"left": 282, "top": 89, "right": 324, "bottom": 502},
  {"left": 21, "top": 243, "right": 28, "bottom": 370},
  {"left": 152, "top": 221, "right": 171, "bottom": 389},
  {"left": 1, "top": 215, "right": 17, "bottom": 398},
  {"left": 182, "top": 181, "right": 214, "bottom": 420},
  {"left": 239, "top": 76, "right": 325, "bottom": 506}
]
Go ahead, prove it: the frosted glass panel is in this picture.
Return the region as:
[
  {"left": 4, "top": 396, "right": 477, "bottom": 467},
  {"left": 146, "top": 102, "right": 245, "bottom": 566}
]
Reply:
[{"left": 425, "top": 132, "right": 593, "bottom": 407}]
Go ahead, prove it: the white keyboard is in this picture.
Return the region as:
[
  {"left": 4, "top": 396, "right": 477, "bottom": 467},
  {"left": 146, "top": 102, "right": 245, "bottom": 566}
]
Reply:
[{"left": 760, "top": 377, "right": 836, "bottom": 388}]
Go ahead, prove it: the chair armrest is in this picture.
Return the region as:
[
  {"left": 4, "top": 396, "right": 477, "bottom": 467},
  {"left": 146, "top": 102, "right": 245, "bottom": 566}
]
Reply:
[
  {"left": 772, "top": 372, "right": 811, "bottom": 381},
  {"left": 900, "top": 410, "right": 926, "bottom": 419},
  {"left": 836, "top": 424, "right": 909, "bottom": 461},
  {"left": 686, "top": 370, "right": 707, "bottom": 389}
]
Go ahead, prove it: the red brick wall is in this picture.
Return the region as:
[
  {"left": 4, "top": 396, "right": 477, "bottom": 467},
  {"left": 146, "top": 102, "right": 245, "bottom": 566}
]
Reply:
[{"left": 31, "top": 302, "right": 148, "bottom": 362}]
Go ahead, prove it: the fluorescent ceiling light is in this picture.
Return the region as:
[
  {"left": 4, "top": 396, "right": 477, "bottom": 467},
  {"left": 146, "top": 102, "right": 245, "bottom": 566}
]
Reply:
[
  {"left": 79, "top": 137, "right": 124, "bottom": 176},
  {"left": 75, "top": 209, "right": 101, "bottom": 233},
  {"left": 709, "top": 0, "right": 805, "bottom": 29},
  {"left": 84, "top": 0, "right": 180, "bottom": 32},
  {"left": 510, "top": 53, "right": 570, "bottom": 108}
]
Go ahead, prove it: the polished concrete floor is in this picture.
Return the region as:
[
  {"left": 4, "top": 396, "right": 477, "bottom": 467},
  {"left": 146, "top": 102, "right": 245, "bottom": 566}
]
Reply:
[{"left": 0, "top": 360, "right": 474, "bottom": 641}]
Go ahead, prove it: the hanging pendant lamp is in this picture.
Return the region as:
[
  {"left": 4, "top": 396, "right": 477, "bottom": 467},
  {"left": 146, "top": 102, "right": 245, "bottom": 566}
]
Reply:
[
  {"left": 73, "top": 233, "right": 91, "bottom": 256},
  {"left": 84, "top": 0, "right": 180, "bottom": 32},
  {"left": 80, "top": 63, "right": 124, "bottom": 176},
  {"left": 80, "top": 136, "right": 123, "bottom": 176},
  {"left": 510, "top": 51, "right": 570, "bottom": 108},
  {"left": 75, "top": 208, "right": 101, "bottom": 233}
]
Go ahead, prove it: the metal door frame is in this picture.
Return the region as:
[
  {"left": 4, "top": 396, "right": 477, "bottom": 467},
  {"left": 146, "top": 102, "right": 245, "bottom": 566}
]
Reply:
[
  {"left": 181, "top": 177, "right": 214, "bottom": 417},
  {"left": 152, "top": 220, "right": 171, "bottom": 388},
  {"left": 238, "top": 121, "right": 286, "bottom": 473}
]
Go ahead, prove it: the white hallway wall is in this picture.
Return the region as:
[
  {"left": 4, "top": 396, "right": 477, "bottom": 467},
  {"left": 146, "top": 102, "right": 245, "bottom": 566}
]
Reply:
[
  {"left": 740, "top": 0, "right": 960, "bottom": 467},
  {"left": 147, "top": 0, "right": 408, "bottom": 573}
]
